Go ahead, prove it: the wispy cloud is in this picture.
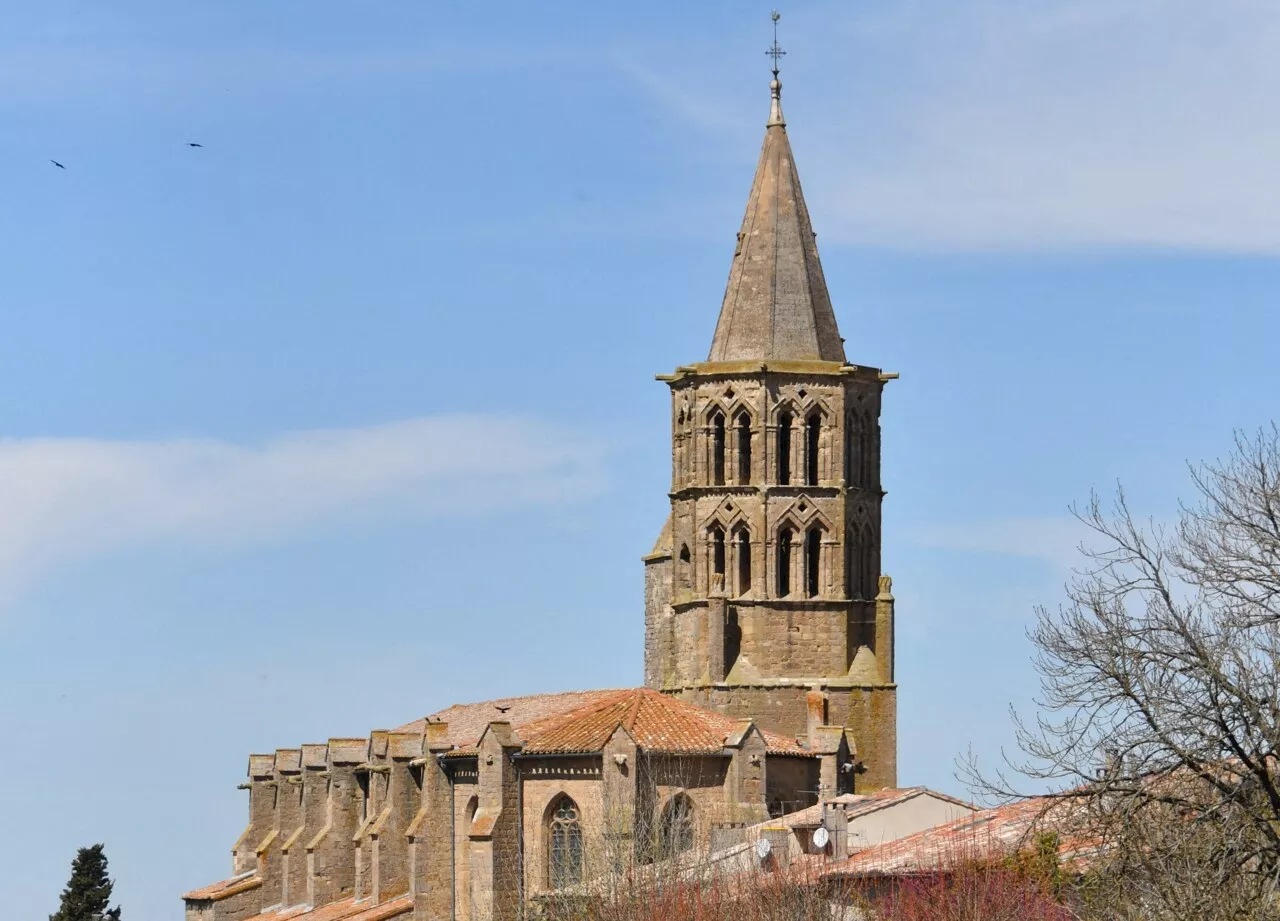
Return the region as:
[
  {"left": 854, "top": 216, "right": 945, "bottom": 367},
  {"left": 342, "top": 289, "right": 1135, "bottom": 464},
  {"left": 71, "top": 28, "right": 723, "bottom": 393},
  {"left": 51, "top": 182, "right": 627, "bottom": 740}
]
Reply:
[{"left": 0, "top": 415, "right": 603, "bottom": 601}]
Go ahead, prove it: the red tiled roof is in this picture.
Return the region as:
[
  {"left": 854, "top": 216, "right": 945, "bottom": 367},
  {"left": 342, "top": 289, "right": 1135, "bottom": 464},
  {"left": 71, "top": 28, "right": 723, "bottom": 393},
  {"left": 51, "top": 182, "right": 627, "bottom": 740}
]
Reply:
[
  {"left": 182, "top": 872, "right": 262, "bottom": 902},
  {"left": 395, "top": 687, "right": 810, "bottom": 756},
  {"left": 822, "top": 796, "right": 1094, "bottom": 880},
  {"left": 519, "top": 688, "right": 811, "bottom": 756},
  {"left": 395, "top": 689, "right": 626, "bottom": 749},
  {"left": 237, "top": 895, "right": 412, "bottom": 921}
]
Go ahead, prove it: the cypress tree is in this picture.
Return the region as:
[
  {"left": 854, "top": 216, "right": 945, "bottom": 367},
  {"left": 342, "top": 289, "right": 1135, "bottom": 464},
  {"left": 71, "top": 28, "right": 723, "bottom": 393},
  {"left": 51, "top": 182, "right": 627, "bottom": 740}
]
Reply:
[{"left": 49, "top": 844, "right": 121, "bottom": 921}]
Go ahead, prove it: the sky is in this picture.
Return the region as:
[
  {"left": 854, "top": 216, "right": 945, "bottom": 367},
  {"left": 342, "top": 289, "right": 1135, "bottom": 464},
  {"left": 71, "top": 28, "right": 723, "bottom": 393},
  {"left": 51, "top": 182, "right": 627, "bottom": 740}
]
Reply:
[{"left": 4, "top": 0, "right": 1280, "bottom": 916}]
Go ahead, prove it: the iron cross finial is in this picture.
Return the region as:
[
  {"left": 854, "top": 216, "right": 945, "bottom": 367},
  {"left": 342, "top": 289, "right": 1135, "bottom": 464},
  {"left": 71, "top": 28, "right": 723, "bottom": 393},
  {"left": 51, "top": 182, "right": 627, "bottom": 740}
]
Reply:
[{"left": 767, "top": 10, "right": 786, "bottom": 77}]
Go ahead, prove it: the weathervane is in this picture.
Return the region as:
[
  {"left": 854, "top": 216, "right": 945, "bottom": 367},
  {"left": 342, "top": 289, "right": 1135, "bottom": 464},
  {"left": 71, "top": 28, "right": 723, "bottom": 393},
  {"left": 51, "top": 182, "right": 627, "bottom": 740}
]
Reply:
[
  {"left": 766, "top": 10, "right": 786, "bottom": 77},
  {"left": 765, "top": 11, "right": 786, "bottom": 128}
]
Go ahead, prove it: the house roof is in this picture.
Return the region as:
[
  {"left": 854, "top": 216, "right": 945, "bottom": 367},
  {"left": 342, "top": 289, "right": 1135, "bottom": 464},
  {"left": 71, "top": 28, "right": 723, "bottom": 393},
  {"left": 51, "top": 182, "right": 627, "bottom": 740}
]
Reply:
[
  {"left": 182, "top": 872, "right": 261, "bottom": 902},
  {"left": 822, "top": 795, "right": 1096, "bottom": 880},
  {"left": 397, "top": 687, "right": 811, "bottom": 757},
  {"left": 749, "top": 787, "right": 974, "bottom": 832},
  {"left": 394, "top": 688, "right": 627, "bottom": 749},
  {"left": 518, "top": 687, "right": 811, "bottom": 756}
]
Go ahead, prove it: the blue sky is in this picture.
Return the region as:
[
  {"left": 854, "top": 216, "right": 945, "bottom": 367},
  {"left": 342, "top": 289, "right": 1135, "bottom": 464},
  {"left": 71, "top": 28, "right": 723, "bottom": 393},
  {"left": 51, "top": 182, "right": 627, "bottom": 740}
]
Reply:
[{"left": 5, "top": 0, "right": 1280, "bottom": 916}]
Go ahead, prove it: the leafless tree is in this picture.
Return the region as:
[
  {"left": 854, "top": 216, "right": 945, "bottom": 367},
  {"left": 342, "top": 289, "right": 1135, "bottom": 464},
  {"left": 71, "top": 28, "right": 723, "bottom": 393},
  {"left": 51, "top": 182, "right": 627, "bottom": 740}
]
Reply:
[{"left": 968, "top": 426, "right": 1280, "bottom": 919}]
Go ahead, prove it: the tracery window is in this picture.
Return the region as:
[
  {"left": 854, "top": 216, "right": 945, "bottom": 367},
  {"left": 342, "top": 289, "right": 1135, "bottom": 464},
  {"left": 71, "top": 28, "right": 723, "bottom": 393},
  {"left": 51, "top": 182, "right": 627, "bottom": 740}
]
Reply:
[
  {"left": 548, "top": 796, "right": 583, "bottom": 889},
  {"left": 657, "top": 795, "right": 695, "bottom": 860},
  {"left": 735, "top": 527, "right": 752, "bottom": 596}
]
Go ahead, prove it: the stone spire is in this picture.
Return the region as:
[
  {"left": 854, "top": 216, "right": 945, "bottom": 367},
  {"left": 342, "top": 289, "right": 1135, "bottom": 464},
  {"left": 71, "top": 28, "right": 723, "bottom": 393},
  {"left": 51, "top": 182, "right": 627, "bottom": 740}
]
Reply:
[{"left": 707, "top": 65, "right": 846, "bottom": 364}]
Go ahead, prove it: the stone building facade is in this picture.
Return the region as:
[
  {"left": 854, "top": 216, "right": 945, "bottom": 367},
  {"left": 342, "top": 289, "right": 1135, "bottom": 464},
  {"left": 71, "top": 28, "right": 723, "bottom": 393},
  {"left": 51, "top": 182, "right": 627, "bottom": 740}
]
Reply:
[{"left": 183, "top": 68, "right": 897, "bottom": 921}]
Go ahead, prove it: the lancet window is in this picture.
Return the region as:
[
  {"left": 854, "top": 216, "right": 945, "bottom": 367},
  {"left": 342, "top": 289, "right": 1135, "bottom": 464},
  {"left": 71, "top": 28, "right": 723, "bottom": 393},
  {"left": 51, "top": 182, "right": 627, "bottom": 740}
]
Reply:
[
  {"left": 735, "top": 527, "right": 752, "bottom": 595},
  {"left": 711, "top": 412, "right": 726, "bottom": 485},
  {"left": 806, "top": 526, "right": 823, "bottom": 598},
  {"left": 806, "top": 412, "right": 822, "bottom": 486},
  {"left": 777, "top": 411, "right": 793, "bottom": 485},
  {"left": 777, "top": 527, "right": 794, "bottom": 597},
  {"left": 735, "top": 411, "right": 752, "bottom": 484}
]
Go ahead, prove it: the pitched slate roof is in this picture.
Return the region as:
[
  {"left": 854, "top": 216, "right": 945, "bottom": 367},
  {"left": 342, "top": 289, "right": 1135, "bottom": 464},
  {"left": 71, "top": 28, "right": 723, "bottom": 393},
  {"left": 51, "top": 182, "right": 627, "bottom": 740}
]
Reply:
[
  {"left": 707, "top": 74, "right": 845, "bottom": 364},
  {"left": 519, "top": 687, "right": 811, "bottom": 756}
]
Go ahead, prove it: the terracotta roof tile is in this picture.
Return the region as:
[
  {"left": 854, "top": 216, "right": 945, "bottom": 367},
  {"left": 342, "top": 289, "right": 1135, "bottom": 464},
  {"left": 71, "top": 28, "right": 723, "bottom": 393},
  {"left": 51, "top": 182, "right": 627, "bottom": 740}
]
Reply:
[
  {"left": 395, "top": 687, "right": 809, "bottom": 757},
  {"left": 519, "top": 688, "right": 811, "bottom": 756},
  {"left": 395, "top": 689, "right": 626, "bottom": 750},
  {"left": 182, "top": 872, "right": 262, "bottom": 902}
]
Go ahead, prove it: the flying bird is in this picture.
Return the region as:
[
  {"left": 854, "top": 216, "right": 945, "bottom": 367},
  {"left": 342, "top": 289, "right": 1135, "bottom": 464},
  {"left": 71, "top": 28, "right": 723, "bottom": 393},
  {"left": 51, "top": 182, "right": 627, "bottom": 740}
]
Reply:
[
  {"left": 187, "top": 142, "right": 203, "bottom": 148},
  {"left": 495, "top": 705, "right": 512, "bottom": 713},
  {"left": 50, "top": 159, "right": 65, "bottom": 169}
]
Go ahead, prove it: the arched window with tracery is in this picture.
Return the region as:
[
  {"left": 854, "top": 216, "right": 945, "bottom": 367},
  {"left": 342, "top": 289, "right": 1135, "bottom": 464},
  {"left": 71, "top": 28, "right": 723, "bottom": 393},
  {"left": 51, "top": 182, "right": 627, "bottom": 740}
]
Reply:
[
  {"left": 806, "top": 412, "right": 822, "bottom": 486},
  {"left": 711, "top": 412, "right": 726, "bottom": 486},
  {"left": 548, "top": 795, "right": 583, "bottom": 889},
  {"left": 657, "top": 795, "right": 695, "bottom": 860},
  {"left": 806, "top": 526, "right": 823, "bottom": 598},
  {"left": 777, "top": 411, "right": 793, "bottom": 485},
  {"left": 777, "top": 527, "right": 794, "bottom": 597},
  {"left": 735, "top": 411, "right": 752, "bottom": 484}
]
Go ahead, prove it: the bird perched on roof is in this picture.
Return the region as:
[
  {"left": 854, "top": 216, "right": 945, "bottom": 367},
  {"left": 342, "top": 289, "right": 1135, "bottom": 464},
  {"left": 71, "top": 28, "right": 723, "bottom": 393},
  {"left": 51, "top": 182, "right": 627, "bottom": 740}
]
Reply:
[{"left": 50, "top": 159, "right": 65, "bottom": 169}]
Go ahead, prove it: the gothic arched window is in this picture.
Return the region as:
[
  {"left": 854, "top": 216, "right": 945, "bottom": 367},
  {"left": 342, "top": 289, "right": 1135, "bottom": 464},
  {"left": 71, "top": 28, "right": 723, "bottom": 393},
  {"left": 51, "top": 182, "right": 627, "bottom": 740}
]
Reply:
[
  {"left": 777, "top": 527, "right": 794, "bottom": 597},
  {"left": 806, "top": 412, "right": 822, "bottom": 486},
  {"left": 735, "top": 527, "right": 752, "bottom": 596},
  {"left": 777, "top": 412, "right": 793, "bottom": 485},
  {"left": 711, "top": 526, "right": 726, "bottom": 586},
  {"left": 735, "top": 411, "right": 752, "bottom": 484},
  {"left": 806, "top": 526, "right": 823, "bottom": 598},
  {"left": 861, "top": 410, "right": 875, "bottom": 488},
  {"left": 657, "top": 795, "right": 695, "bottom": 860},
  {"left": 548, "top": 795, "right": 583, "bottom": 889},
  {"left": 711, "top": 412, "right": 726, "bottom": 486}
]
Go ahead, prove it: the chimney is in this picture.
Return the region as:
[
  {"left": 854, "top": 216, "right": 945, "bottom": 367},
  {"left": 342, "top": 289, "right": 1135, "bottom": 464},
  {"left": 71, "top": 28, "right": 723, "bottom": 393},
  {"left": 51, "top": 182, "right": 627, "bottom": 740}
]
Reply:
[{"left": 806, "top": 690, "right": 828, "bottom": 748}]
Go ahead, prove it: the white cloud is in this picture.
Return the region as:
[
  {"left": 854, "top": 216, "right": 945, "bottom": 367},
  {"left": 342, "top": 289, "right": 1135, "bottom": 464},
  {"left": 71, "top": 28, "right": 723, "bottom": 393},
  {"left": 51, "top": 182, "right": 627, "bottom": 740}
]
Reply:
[{"left": 0, "top": 415, "right": 603, "bottom": 598}]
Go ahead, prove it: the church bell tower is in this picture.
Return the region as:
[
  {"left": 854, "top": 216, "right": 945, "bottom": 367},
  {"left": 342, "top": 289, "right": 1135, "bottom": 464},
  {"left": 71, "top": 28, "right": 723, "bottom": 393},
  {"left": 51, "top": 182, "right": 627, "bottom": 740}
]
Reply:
[{"left": 642, "top": 50, "right": 898, "bottom": 790}]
